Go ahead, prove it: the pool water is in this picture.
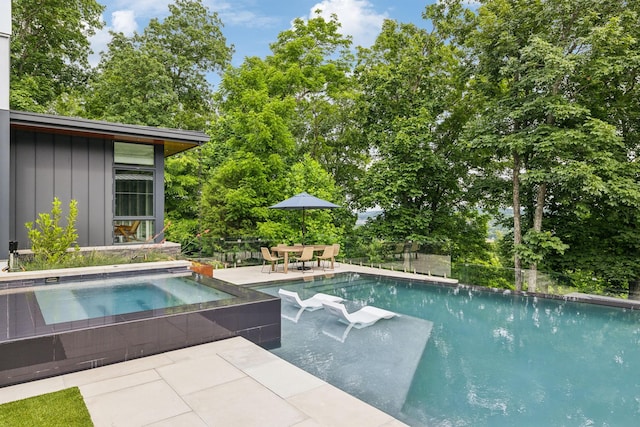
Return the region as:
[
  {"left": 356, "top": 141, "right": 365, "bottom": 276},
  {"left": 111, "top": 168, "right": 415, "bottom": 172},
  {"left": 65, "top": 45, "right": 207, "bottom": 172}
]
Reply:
[
  {"left": 257, "top": 273, "right": 640, "bottom": 427},
  {"left": 34, "top": 273, "right": 234, "bottom": 324}
]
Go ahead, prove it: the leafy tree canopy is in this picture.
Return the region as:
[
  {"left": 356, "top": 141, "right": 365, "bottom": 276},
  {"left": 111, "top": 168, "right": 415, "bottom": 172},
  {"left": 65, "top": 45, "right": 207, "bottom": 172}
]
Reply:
[{"left": 10, "top": 0, "right": 104, "bottom": 111}]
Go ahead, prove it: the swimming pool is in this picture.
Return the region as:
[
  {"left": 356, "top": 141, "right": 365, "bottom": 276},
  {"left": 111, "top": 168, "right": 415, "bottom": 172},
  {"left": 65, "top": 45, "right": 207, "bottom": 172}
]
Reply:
[
  {"left": 256, "top": 272, "right": 640, "bottom": 426},
  {"left": 0, "top": 269, "right": 280, "bottom": 386},
  {"left": 33, "top": 273, "right": 233, "bottom": 324}
]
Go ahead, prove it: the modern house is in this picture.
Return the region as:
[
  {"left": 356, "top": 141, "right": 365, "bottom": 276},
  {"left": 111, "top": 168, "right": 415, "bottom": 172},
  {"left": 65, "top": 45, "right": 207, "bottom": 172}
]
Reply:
[
  {"left": 0, "top": 0, "right": 207, "bottom": 259},
  {"left": 1, "top": 1, "right": 9, "bottom": 260},
  {"left": 1, "top": 111, "right": 208, "bottom": 259}
]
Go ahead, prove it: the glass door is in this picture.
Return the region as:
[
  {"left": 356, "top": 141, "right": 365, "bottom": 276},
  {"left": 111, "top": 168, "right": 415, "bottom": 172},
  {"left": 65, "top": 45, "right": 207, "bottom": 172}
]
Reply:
[{"left": 113, "top": 143, "right": 155, "bottom": 244}]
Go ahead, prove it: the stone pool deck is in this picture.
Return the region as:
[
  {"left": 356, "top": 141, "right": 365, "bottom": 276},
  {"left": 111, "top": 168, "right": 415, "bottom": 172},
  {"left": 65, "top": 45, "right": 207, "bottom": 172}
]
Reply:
[
  {"left": 0, "top": 336, "right": 408, "bottom": 426},
  {"left": 0, "top": 263, "right": 456, "bottom": 426}
]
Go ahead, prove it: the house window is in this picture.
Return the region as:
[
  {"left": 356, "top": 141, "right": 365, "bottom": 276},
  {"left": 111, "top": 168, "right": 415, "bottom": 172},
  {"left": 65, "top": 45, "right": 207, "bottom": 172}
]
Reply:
[
  {"left": 115, "top": 170, "right": 153, "bottom": 217},
  {"left": 114, "top": 142, "right": 154, "bottom": 166},
  {"left": 113, "top": 142, "right": 155, "bottom": 243}
]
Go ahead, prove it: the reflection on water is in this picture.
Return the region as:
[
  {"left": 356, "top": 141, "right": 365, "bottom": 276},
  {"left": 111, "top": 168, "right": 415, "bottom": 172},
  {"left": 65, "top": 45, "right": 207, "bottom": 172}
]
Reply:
[{"left": 259, "top": 273, "right": 640, "bottom": 427}]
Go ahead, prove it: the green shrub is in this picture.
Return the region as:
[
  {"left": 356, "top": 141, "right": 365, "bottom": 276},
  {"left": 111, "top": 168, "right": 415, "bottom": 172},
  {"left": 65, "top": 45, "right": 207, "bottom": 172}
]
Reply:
[{"left": 25, "top": 197, "right": 79, "bottom": 267}]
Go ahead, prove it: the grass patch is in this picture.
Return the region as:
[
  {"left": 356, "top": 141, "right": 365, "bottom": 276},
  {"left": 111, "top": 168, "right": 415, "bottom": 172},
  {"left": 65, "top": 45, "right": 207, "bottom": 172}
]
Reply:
[{"left": 0, "top": 387, "right": 93, "bottom": 426}]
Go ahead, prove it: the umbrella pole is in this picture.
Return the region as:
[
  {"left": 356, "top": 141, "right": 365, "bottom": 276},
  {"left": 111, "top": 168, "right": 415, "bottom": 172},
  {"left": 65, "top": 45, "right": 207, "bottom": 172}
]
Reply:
[{"left": 302, "top": 208, "right": 306, "bottom": 245}]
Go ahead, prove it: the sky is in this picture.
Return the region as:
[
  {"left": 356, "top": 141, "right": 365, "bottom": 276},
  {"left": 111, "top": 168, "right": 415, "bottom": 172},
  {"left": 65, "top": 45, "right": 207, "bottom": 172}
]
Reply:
[{"left": 90, "top": 0, "right": 436, "bottom": 74}]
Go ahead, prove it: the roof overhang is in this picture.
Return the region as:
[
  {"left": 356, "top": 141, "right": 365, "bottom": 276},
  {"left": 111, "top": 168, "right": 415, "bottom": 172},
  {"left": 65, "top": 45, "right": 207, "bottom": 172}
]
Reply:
[{"left": 9, "top": 111, "right": 209, "bottom": 156}]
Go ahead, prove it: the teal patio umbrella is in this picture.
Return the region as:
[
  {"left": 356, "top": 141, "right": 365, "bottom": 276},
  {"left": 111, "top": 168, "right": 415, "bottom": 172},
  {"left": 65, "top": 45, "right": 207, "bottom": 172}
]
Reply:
[{"left": 269, "top": 192, "right": 340, "bottom": 245}]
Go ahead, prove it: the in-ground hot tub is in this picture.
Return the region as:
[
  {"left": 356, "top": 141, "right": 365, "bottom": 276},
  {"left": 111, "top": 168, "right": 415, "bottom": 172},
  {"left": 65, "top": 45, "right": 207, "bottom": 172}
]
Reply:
[{"left": 0, "top": 261, "right": 280, "bottom": 387}]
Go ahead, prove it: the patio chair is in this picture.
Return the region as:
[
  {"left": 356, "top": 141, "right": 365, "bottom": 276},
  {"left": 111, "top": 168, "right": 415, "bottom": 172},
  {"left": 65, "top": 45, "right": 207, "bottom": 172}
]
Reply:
[
  {"left": 292, "top": 246, "right": 315, "bottom": 272},
  {"left": 316, "top": 245, "right": 335, "bottom": 270},
  {"left": 332, "top": 243, "right": 341, "bottom": 268},
  {"left": 114, "top": 220, "right": 141, "bottom": 242},
  {"left": 261, "top": 247, "right": 283, "bottom": 273}
]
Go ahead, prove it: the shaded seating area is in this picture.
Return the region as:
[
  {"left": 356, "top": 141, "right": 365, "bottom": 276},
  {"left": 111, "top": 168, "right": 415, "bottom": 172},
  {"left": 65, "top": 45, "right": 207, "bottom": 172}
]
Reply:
[{"left": 268, "top": 244, "right": 341, "bottom": 273}]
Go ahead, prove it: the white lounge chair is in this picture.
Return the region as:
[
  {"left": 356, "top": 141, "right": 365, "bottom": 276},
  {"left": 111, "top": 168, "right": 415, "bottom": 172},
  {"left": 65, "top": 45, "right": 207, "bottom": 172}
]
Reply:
[
  {"left": 321, "top": 301, "right": 398, "bottom": 329},
  {"left": 278, "top": 289, "right": 344, "bottom": 312}
]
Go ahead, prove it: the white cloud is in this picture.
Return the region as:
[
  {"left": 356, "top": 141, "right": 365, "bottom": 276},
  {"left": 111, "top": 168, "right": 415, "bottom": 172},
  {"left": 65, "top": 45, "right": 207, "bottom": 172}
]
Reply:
[
  {"left": 88, "top": 10, "right": 138, "bottom": 67},
  {"left": 111, "top": 0, "right": 171, "bottom": 18},
  {"left": 309, "top": 0, "right": 388, "bottom": 48},
  {"left": 88, "top": 20, "right": 110, "bottom": 67},
  {"left": 112, "top": 10, "right": 137, "bottom": 35},
  {"left": 213, "top": 2, "right": 280, "bottom": 28}
]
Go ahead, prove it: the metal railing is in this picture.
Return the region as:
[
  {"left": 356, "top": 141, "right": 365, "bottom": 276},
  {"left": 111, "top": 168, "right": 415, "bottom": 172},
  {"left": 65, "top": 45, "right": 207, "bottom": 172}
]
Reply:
[{"left": 185, "top": 235, "right": 637, "bottom": 300}]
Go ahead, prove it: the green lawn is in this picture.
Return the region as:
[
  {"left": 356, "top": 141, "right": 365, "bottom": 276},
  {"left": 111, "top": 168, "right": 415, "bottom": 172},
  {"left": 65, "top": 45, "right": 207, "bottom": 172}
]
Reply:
[{"left": 0, "top": 387, "right": 93, "bottom": 426}]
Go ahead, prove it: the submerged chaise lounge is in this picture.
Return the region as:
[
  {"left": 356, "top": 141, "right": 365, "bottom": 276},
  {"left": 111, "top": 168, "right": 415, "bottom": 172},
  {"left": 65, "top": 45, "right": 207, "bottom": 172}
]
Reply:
[
  {"left": 321, "top": 301, "right": 398, "bottom": 329},
  {"left": 278, "top": 289, "right": 344, "bottom": 312}
]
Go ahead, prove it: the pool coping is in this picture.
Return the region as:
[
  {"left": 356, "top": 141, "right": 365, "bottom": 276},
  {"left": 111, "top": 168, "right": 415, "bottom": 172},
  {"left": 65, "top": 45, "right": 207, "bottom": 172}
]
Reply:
[
  {"left": 0, "top": 260, "right": 193, "bottom": 289},
  {"left": 0, "top": 263, "right": 282, "bottom": 387}
]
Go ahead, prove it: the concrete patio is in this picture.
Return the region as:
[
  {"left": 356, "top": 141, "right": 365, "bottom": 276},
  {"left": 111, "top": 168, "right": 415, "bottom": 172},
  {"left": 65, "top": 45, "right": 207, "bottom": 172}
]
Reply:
[{"left": 0, "top": 336, "right": 409, "bottom": 426}]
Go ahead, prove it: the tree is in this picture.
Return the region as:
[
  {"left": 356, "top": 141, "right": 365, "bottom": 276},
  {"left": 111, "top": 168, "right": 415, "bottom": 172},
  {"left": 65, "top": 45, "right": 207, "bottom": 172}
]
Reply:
[
  {"left": 81, "top": 0, "right": 233, "bottom": 246},
  {"left": 267, "top": 13, "right": 366, "bottom": 192},
  {"left": 258, "top": 156, "right": 348, "bottom": 245},
  {"left": 85, "top": 33, "right": 180, "bottom": 126},
  {"left": 86, "top": 0, "right": 232, "bottom": 129},
  {"left": 544, "top": 5, "right": 640, "bottom": 298},
  {"left": 352, "top": 17, "right": 490, "bottom": 260},
  {"left": 201, "top": 150, "right": 275, "bottom": 238},
  {"left": 203, "top": 14, "right": 357, "bottom": 241},
  {"left": 457, "top": 0, "right": 629, "bottom": 291},
  {"left": 141, "top": 0, "right": 233, "bottom": 128},
  {"left": 10, "top": 0, "right": 104, "bottom": 111}
]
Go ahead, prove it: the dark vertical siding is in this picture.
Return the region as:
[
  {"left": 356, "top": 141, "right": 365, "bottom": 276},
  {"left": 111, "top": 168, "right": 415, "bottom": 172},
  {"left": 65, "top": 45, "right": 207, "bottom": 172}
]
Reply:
[
  {"left": 11, "top": 131, "right": 114, "bottom": 248},
  {"left": 72, "top": 136, "right": 90, "bottom": 245},
  {"left": 0, "top": 110, "right": 9, "bottom": 259},
  {"left": 34, "top": 133, "right": 54, "bottom": 215},
  {"left": 154, "top": 145, "right": 164, "bottom": 243},
  {"left": 53, "top": 134, "right": 72, "bottom": 206},
  {"left": 87, "top": 137, "right": 107, "bottom": 245},
  {"left": 8, "top": 127, "right": 16, "bottom": 243},
  {"left": 12, "top": 130, "right": 36, "bottom": 246},
  {"left": 104, "top": 141, "right": 114, "bottom": 242}
]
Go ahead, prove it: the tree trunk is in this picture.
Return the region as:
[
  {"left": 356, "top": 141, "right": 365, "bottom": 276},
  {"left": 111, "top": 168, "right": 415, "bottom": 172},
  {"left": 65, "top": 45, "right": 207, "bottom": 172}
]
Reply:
[
  {"left": 513, "top": 153, "right": 523, "bottom": 291},
  {"left": 629, "top": 279, "right": 640, "bottom": 301},
  {"left": 528, "top": 183, "right": 547, "bottom": 293}
]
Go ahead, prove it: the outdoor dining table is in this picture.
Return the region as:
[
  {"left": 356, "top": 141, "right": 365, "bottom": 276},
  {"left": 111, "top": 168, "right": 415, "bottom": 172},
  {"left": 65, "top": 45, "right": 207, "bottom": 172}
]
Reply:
[{"left": 271, "top": 245, "right": 332, "bottom": 273}]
